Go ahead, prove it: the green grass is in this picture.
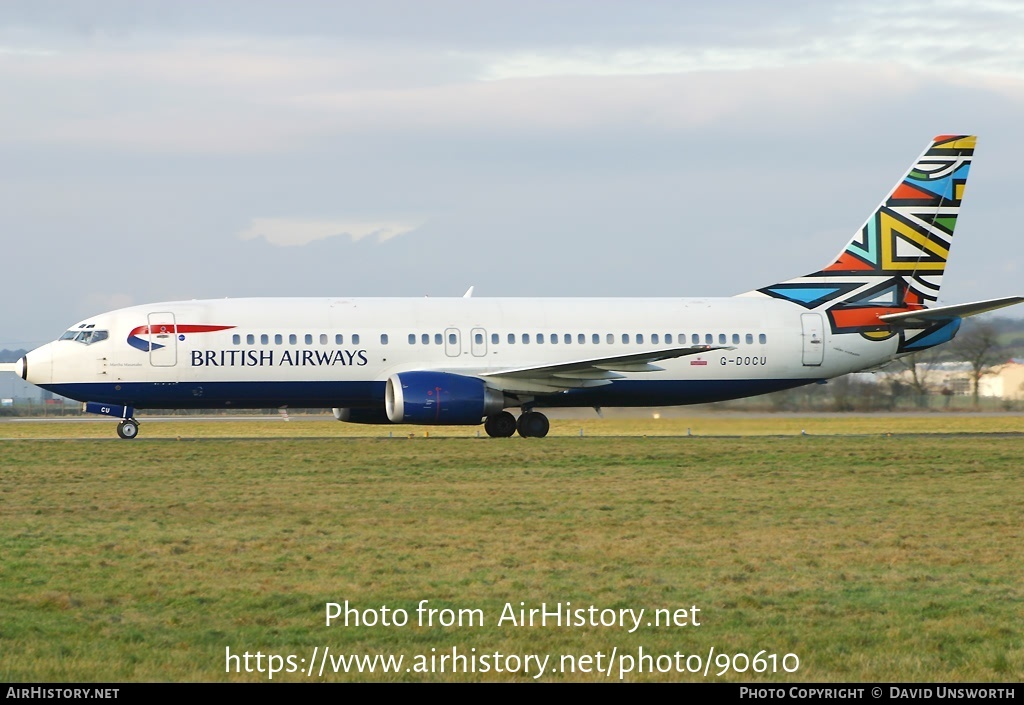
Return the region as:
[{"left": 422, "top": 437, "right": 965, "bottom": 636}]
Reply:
[
  {"left": 3, "top": 413, "right": 1024, "bottom": 439},
  {"left": 0, "top": 423, "right": 1021, "bottom": 681}
]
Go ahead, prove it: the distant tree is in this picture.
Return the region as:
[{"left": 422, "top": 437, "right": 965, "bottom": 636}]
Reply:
[
  {"left": 948, "top": 320, "right": 1005, "bottom": 407},
  {"left": 887, "top": 347, "right": 947, "bottom": 408},
  {"left": 886, "top": 378, "right": 909, "bottom": 410}
]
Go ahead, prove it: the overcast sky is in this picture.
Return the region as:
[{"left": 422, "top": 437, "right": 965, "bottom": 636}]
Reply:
[{"left": 3, "top": 0, "right": 1024, "bottom": 347}]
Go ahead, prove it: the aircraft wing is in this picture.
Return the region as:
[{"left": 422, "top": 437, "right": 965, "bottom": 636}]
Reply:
[
  {"left": 478, "top": 345, "right": 732, "bottom": 394},
  {"left": 878, "top": 296, "right": 1024, "bottom": 326}
]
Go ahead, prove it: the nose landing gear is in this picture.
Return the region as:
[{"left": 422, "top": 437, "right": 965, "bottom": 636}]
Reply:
[
  {"left": 116, "top": 419, "right": 140, "bottom": 440},
  {"left": 83, "top": 402, "right": 140, "bottom": 439}
]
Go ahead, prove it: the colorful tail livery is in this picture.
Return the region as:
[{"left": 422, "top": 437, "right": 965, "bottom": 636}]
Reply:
[{"left": 754, "top": 135, "right": 988, "bottom": 352}]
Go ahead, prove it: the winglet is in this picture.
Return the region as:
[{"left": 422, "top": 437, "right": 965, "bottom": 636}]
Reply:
[{"left": 463, "top": 286, "right": 474, "bottom": 298}]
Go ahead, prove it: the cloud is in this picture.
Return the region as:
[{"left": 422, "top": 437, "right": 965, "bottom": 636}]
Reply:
[{"left": 237, "top": 217, "right": 424, "bottom": 247}]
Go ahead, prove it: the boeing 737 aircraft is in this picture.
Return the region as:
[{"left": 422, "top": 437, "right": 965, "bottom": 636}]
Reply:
[{"left": 4, "top": 135, "right": 1021, "bottom": 438}]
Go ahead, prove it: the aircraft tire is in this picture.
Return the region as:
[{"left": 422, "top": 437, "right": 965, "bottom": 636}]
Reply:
[
  {"left": 484, "top": 411, "right": 517, "bottom": 438},
  {"left": 117, "top": 419, "right": 139, "bottom": 440},
  {"left": 517, "top": 411, "right": 549, "bottom": 438}
]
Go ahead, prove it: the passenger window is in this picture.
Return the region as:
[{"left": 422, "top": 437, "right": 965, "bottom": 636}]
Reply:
[
  {"left": 381, "top": 334, "right": 389, "bottom": 345},
  {"left": 523, "top": 334, "right": 530, "bottom": 344},
  {"left": 565, "top": 334, "right": 572, "bottom": 344},
  {"left": 652, "top": 334, "right": 659, "bottom": 344},
  {"left": 434, "top": 333, "right": 442, "bottom": 345},
  {"left": 260, "top": 334, "right": 269, "bottom": 345},
  {"left": 692, "top": 334, "right": 700, "bottom": 345},
  {"left": 289, "top": 334, "right": 297, "bottom": 345},
  {"left": 320, "top": 334, "right": 328, "bottom": 345},
  {"left": 746, "top": 333, "right": 753, "bottom": 344},
  {"left": 408, "top": 333, "right": 416, "bottom": 345},
  {"left": 275, "top": 334, "right": 283, "bottom": 345},
  {"left": 233, "top": 334, "right": 241, "bottom": 345},
  {"left": 719, "top": 334, "right": 727, "bottom": 344},
  {"left": 353, "top": 334, "right": 361, "bottom": 345},
  {"left": 759, "top": 334, "right": 767, "bottom": 344},
  {"left": 622, "top": 334, "right": 630, "bottom": 344},
  {"left": 578, "top": 333, "right": 585, "bottom": 344},
  {"left": 666, "top": 333, "right": 674, "bottom": 344},
  {"left": 636, "top": 334, "right": 644, "bottom": 344},
  {"left": 491, "top": 333, "right": 499, "bottom": 344},
  {"left": 537, "top": 333, "right": 544, "bottom": 344},
  {"left": 422, "top": 334, "right": 430, "bottom": 345},
  {"left": 448, "top": 333, "right": 456, "bottom": 345},
  {"left": 305, "top": 334, "right": 313, "bottom": 345},
  {"left": 607, "top": 333, "right": 614, "bottom": 344},
  {"left": 705, "top": 334, "right": 713, "bottom": 345},
  {"left": 336, "top": 334, "right": 344, "bottom": 345},
  {"left": 732, "top": 334, "right": 740, "bottom": 344},
  {"left": 550, "top": 333, "right": 557, "bottom": 344},
  {"left": 247, "top": 334, "right": 255, "bottom": 345},
  {"left": 508, "top": 333, "right": 516, "bottom": 344},
  {"left": 475, "top": 333, "right": 484, "bottom": 344}
]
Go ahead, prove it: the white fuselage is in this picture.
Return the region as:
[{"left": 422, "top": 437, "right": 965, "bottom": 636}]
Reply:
[{"left": 22, "top": 296, "right": 897, "bottom": 412}]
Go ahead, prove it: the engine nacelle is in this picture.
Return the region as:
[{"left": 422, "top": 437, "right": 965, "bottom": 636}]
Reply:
[
  {"left": 385, "top": 371, "right": 505, "bottom": 425},
  {"left": 332, "top": 407, "right": 393, "bottom": 424}
]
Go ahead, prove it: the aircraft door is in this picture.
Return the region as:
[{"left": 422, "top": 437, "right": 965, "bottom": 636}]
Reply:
[
  {"left": 148, "top": 312, "right": 178, "bottom": 367},
  {"left": 444, "top": 328, "right": 462, "bottom": 357},
  {"left": 470, "top": 328, "right": 487, "bottom": 357},
  {"left": 801, "top": 313, "right": 824, "bottom": 366}
]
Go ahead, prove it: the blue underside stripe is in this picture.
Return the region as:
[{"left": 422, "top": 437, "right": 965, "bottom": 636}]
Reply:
[{"left": 43, "top": 379, "right": 815, "bottom": 410}]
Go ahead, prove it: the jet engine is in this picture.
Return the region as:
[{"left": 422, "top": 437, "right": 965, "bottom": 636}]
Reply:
[{"left": 385, "top": 371, "right": 505, "bottom": 424}]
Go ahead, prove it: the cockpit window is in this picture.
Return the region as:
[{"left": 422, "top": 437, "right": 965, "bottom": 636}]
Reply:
[{"left": 60, "top": 329, "right": 108, "bottom": 345}]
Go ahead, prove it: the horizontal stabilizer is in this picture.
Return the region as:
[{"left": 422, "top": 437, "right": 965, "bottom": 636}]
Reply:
[{"left": 878, "top": 296, "right": 1024, "bottom": 325}]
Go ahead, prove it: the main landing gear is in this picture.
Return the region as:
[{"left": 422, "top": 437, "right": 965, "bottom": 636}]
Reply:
[
  {"left": 483, "top": 410, "right": 549, "bottom": 438},
  {"left": 116, "top": 419, "right": 140, "bottom": 440}
]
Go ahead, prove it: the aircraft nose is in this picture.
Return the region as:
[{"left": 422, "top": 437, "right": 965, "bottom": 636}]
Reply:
[{"left": 23, "top": 344, "right": 52, "bottom": 386}]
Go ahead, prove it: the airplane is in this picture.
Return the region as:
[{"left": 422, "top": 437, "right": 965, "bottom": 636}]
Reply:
[{"left": 3, "top": 134, "right": 1022, "bottom": 439}]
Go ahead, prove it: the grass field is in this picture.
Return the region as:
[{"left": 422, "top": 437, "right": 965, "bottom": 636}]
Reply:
[
  {"left": 1, "top": 417, "right": 1021, "bottom": 682},
  {"left": 4, "top": 412, "right": 1024, "bottom": 439}
]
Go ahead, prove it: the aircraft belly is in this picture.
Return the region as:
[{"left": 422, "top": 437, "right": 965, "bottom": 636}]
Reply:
[
  {"left": 537, "top": 378, "right": 812, "bottom": 407},
  {"left": 42, "top": 380, "right": 386, "bottom": 410}
]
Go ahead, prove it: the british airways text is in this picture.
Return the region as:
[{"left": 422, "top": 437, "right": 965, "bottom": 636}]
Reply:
[{"left": 190, "top": 349, "right": 369, "bottom": 367}]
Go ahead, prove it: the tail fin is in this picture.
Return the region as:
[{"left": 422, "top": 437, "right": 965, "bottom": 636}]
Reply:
[
  {"left": 756, "top": 135, "right": 974, "bottom": 308},
  {"left": 747, "top": 135, "right": 976, "bottom": 350},
  {"left": 756, "top": 135, "right": 974, "bottom": 306}
]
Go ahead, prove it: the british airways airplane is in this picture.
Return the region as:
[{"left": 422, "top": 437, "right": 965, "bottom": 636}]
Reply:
[{"left": 4, "top": 135, "right": 1021, "bottom": 439}]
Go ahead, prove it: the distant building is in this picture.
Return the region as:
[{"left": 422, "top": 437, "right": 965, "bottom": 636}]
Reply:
[
  {"left": 978, "top": 360, "right": 1024, "bottom": 400},
  {"left": 883, "top": 359, "right": 1024, "bottom": 399}
]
